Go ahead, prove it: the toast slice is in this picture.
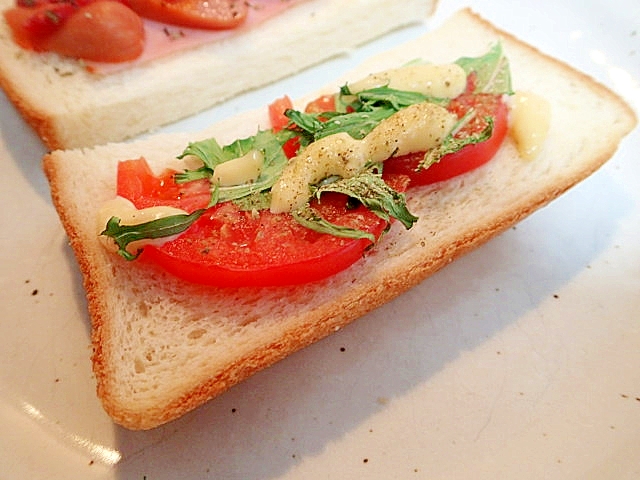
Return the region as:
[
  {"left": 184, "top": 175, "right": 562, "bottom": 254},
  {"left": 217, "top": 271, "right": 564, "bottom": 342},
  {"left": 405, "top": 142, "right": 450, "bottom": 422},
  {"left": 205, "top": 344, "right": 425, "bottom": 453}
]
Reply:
[
  {"left": 0, "top": 0, "right": 434, "bottom": 150},
  {"left": 43, "top": 8, "right": 637, "bottom": 430}
]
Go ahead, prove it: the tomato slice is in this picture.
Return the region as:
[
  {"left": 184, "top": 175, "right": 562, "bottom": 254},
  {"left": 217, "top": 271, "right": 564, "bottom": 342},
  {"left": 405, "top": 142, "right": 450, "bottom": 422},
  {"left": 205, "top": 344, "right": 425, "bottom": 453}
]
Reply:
[
  {"left": 117, "top": 158, "right": 211, "bottom": 212},
  {"left": 268, "top": 95, "right": 301, "bottom": 158},
  {"left": 383, "top": 93, "right": 509, "bottom": 186},
  {"left": 126, "top": 0, "right": 247, "bottom": 30},
  {"left": 305, "top": 94, "right": 336, "bottom": 114},
  {"left": 268, "top": 95, "right": 293, "bottom": 132},
  {"left": 4, "top": 0, "right": 145, "bottom": 62},
  {"left": 4, "top": 3, "right": 76, "bottom": 46},
  {"left": 115, "top": 159, "right": 387, "bottom": 287},
  {"left": 139, "top": 195, "right": 387, "bottom": 287}
]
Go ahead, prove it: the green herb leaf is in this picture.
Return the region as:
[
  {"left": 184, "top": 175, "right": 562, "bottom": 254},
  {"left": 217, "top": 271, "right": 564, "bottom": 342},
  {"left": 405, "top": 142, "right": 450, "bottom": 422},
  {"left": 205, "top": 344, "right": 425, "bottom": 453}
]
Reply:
[
  {"left": 313, "top": 169, "right": 418, "bottom": 230},
  {"left": 283, "top": 109, "right": 326, "bottom": 144},
  {"left": 174, "top": 166, "right": 211, "bottom": 183},
  {"left": 232, "top": 191, "right": 272, "bottom": 212},
  {"left": 291, "top": 166, "right": 418, "bottom": 241},
  {"left": 455, "top": 43, "right": 512, "bottom": 95},
  {"left": 304, "top": 108, "right": 397, "bottom": 141},
  {"left": 418, "top": 116, "right": 494, "bottom": 170},
  {"left": 100, "top": 210, "right": 205, "bottom": 261},
  {"left": 348, "top": 86, "right": 445, "bottom": 110},
  {"left": 177, "top": 137, "right": 226, "bottom": 171},
  {"left": 175, "top": 130, "right": 289, "bottom": 208},
  {"left": 285, "top": 85, "right": 433, "bottom": 145},
  {"left": 292, "top": 204, "right": 376, "bottom": 242},
  {"left": 214, "top": 131, "right": 289, "bottom": 205}
]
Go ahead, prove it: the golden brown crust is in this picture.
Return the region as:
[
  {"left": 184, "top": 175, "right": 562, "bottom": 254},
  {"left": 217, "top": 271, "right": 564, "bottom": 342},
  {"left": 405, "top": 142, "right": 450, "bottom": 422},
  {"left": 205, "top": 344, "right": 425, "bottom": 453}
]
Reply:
[{"left": 0, "top": 74, "right": 61, "bottom": 150}]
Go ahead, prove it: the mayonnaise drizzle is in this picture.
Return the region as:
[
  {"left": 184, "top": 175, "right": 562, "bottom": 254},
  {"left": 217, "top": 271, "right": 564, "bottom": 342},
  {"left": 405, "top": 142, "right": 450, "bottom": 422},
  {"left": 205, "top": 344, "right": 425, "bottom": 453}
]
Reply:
[
  {"left": 97, "top": 196, "right": 188, "bottom": 254},
  {"left": 270, "top": 102, "right": 457, "bottom": 213},
  {"left": 509, "top": 91, "right": 551, "bottom": 160}
]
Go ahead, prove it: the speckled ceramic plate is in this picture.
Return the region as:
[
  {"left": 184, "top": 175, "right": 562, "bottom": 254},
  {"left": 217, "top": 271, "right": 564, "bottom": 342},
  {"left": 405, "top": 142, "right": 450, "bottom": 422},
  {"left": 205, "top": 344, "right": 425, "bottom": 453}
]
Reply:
[{"left": 1, "top": 0, "right": 638, "bottom": 478}]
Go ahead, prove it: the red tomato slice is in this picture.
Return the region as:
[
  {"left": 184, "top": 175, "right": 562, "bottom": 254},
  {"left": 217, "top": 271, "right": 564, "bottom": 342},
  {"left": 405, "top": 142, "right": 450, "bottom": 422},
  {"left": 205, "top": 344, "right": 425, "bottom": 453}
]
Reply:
[
  {"left": 139, "top": 195, "right": 387, "bottom": 287},
  {"left": 117, "top": 158, "right": 211, "bottom": 212},
  {"left": 281, "top": 136, "right": 301, "bottom": 159},
  {"left": 268, "top": 95, "right": 300, "bottom": 158},
  {"left": 383, "top": 93, "right": 508, "bottom": 186},
  {"left": 268, "top": 95, "right": 293, "bottom": 132},
  {"left": 4, "top": 0, "right": 144, "bottom": 62},
  {"left": 305, "top": 94, "right": 336, "bottom": 114},
  {"left": 115, "top": 158, "right": 387, "bottom": 287},
  {"left": 126, "top": 0, "right": 247, "bottom": 30},
  {"left": 4, "top": 3, "right": 75, "bottom": 46}
]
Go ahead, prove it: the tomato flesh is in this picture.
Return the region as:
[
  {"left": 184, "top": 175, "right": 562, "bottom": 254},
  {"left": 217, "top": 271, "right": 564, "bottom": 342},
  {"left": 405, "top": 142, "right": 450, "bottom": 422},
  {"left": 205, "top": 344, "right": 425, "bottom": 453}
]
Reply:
[
  {"left": 139, "top": 196, "right": 387, "bottom": 287},
  {"left": 383, "top": 93, "right": 509, "bottom": 186},
  {"left": 305, "top": 94, "right": 336, "bottom": 114},
  {"left": 4, "top": 0, "right": 145, "bottom": 62},
  {"left": 116, "top": 158, "right": 211, "bottom": 212},
  {"left": 268, "top": 95, "right": 293, "bottom": 132},
  {"left": 126, "top": 0, "right": 247, "bottom": 30},
  {"left": 115, "top": 159, "right": 387, "bottom": 287}
]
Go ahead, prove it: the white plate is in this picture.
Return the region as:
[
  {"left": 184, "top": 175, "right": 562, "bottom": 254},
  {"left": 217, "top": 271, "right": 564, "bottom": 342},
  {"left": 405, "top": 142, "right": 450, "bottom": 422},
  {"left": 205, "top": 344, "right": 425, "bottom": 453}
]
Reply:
[{"left": 1, "top": 0, "right": 639, "bottom": 478}]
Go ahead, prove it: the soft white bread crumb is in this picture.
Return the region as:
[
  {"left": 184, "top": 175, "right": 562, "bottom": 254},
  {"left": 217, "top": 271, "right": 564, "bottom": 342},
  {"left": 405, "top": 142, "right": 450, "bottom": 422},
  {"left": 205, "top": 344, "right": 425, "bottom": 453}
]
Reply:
[
  {"left": 0, "top": 0, "right": 434, "bottom": 150},
  {"left": 43, "top": 8, "right": 637, "bottom": 430}
]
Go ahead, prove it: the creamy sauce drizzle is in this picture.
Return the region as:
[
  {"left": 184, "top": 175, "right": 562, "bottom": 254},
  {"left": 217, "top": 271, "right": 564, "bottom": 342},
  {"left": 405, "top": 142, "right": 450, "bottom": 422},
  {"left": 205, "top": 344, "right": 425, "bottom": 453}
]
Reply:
[{"left": 509, "top": 91, "right": 551, "bottom": 160}]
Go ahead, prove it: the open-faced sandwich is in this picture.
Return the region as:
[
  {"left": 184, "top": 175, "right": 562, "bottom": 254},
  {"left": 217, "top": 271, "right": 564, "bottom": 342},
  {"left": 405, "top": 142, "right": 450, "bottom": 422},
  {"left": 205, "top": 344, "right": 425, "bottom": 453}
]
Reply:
[
  {"left": 43, "top": 8, "right": 637, "bottom": 429},
  {"left": 0, "top": 0, "right": 435, "bottom": 149}
]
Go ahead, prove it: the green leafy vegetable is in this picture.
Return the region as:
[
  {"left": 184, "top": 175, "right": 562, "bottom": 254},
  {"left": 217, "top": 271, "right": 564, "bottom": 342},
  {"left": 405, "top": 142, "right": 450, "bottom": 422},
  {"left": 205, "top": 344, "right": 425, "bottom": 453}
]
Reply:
[
  {"left": 418, "top": 116, "right": 495, "bottom": 170},
  {"left": 287, "top": 108, "right": 395, "bottom": 144},
  {"left": 101, "top": 210, "right": 205, "bottom": 261},
  {"left": 455, "top": 42, "right": 512, "bottom": 95},
  {"left": 285, "top": 85, "right": 434, "bottom": 145},
  {"left": 292, "top": 204, "right": 377, "bottom": 242},
  {"left": 342, "top": 85, "right": 437, "bottom": 111},
  {"left": 292, "top": 166, "right": 417, "bottom": 241},
  {"left": 232, "top": 191, "right": 272, "bottom": 212},
  {"left": 312, "top": 169, "right": 418, "bottom": 229},
  {"left": 175, "top": 130, "right": 289, "bottom": 207}
]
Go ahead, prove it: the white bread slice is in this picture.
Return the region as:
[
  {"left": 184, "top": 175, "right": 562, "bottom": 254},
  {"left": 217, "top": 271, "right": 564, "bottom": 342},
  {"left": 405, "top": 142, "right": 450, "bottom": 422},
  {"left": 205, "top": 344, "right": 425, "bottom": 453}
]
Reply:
[
  {"left": 0, "top": 0, "right": 434, "bottom": 150},
  {"left": 43, "top": 8, "right": 637, "bottom": 430}
]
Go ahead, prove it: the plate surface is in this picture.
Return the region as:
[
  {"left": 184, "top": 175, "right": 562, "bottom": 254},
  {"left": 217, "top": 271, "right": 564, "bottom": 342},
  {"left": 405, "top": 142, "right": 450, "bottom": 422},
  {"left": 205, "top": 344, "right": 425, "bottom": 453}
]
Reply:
[{"left": 1, "top": 0, "right": 639, "bottom": 478}]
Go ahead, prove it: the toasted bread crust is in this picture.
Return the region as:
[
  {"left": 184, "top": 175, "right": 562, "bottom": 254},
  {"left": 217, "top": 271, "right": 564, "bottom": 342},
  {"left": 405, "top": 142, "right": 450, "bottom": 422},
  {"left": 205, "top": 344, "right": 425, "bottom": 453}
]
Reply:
[
  {"left": 0, "top": 73, "right": 59, "bottom": 148},
  {"left": 43, "top": 8, "right": 636, "bottom": 429}
]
